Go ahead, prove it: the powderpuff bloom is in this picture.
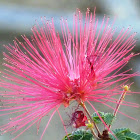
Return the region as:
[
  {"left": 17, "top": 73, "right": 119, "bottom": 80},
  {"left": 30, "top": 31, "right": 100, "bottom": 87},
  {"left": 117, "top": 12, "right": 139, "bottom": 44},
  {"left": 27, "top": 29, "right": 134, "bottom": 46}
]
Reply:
[{"left": 0, "top": 9, "right": 139, "bottom": 139}]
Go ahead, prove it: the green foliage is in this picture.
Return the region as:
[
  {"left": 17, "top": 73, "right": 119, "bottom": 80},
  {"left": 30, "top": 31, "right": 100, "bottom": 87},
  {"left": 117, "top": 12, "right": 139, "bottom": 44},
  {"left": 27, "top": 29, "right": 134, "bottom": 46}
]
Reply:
[
  {"left": 62, "top": 111, "right": 140, "bottom": 140},
  {"left": 62, "top": 129, "right": 94, "bottom": 140},
  {"left": 92, "top": 111, "right": 104, "bottom": 124},
  {"left": 110, "top": 128, "right": 140, "bottom": 140},
  {"left": 62, "top": 134, "right": 73, "bottom": 140},
  {"left": 113, "top": 128, "right": 130, "bottom": 134},
  {"left": 92, "top": 111, "right": 115, "bottom": 125},
  {"left": 125, "top": 132, "right": 140, "bottom": 140},
  {"left": 104, "top": 113, "right": 115, "bottom": 125},
  {"left": 115, "top": 132, "right": 126, "bottom": 140},
  {"left": 62, "top": 128, "right": 140, "bottom": 140}
]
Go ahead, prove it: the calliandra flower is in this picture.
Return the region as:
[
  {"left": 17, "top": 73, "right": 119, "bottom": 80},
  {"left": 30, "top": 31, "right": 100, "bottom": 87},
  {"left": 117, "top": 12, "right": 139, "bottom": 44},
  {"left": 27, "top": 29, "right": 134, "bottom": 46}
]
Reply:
[{"left": 0, "top": 8, "right": 139, "bottom": 140}]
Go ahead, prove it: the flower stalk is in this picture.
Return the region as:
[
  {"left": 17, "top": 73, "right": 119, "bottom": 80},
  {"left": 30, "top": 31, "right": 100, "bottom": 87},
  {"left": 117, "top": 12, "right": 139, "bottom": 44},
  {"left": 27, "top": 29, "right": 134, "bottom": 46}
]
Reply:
[
  {"left": 109, "top": 85, "right": 129, "bottom": 129},
  {"left": 80, "top": 101, "right": 102, "bottom": 139}
]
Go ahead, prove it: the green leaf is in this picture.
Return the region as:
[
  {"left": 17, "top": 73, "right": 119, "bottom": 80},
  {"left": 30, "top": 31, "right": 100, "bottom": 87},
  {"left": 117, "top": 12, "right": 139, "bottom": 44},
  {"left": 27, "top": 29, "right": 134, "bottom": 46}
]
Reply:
[
  {"left": 104, "top": 113, "right": 115, "bottom": 125},
  {"left": 62, "top": 129, "right": 94, "bottom": 140},
  {"left": 109, "top": 132, "right": 126, "bottom": 140},
  {"left": 109, "top": 128, "right": 130, "bottom": 140},
  {"left": 113, "top": 128, "right": 131, "bottom": 134},
  {"left": 92, "top": 111, "right": 104, "bottom": 124},
  {"left": 125, "top": 132, "right": 140, "bottom": 140},
  {"left": 126, "top": 138, "right": 134, "bottom": 140},
  {"left": 62, "top": 134, "right": 73, "bottom": 140},
  {"left": 110, "top": 132, "right": 126, "bottom": 140},
  {"left": 116, "top": 133, "right": 126, "bottom": 140},
  {"left": 109, "top": 134, "right": 116, "bottom": 140},
  {"left": 109, "top": 128, "right": 140, "bottom": 140},
  {"left": 92, "top": 111, "right": 115, "bottom": 125}
]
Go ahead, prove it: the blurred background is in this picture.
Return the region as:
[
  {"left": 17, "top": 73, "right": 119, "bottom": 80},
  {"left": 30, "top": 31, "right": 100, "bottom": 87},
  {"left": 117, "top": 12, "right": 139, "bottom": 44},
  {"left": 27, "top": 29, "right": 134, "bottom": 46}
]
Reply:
[{"left": 0, "top": 0, "right": 140, "bottom": 140}]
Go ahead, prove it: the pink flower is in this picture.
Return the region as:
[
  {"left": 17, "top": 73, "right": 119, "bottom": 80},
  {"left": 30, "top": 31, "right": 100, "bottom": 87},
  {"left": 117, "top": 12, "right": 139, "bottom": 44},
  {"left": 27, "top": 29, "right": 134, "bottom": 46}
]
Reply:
[{"left": 0, "top": 9, "right": 139, "bottom": 139}]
